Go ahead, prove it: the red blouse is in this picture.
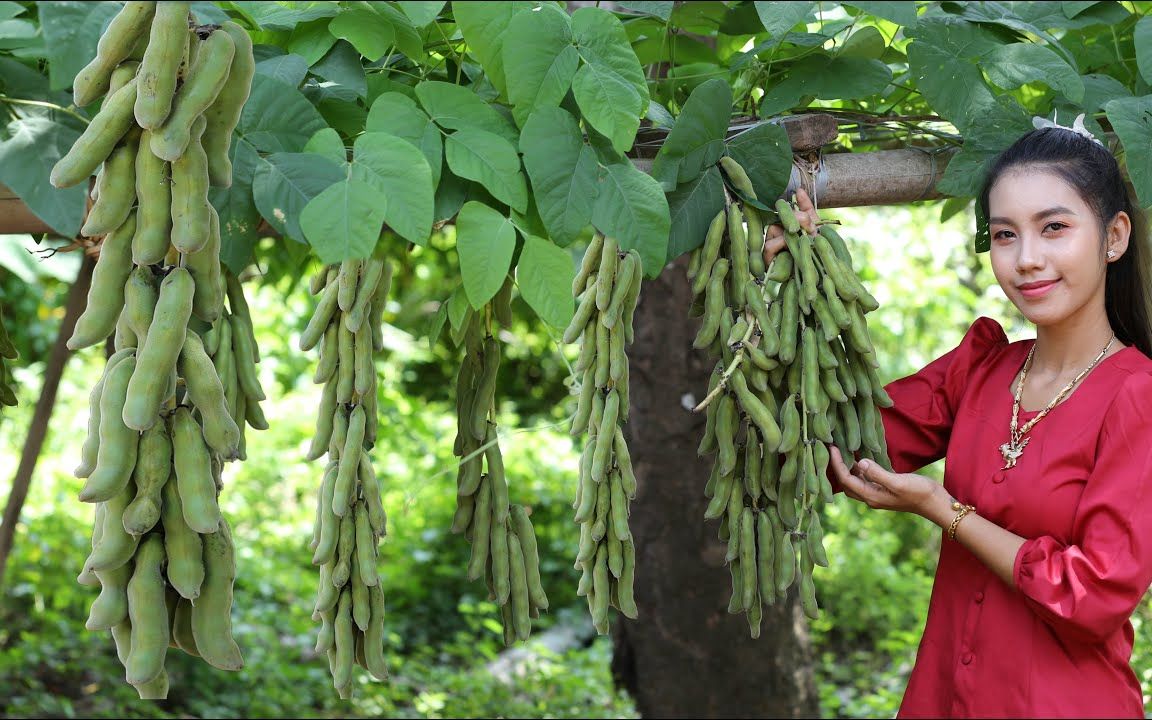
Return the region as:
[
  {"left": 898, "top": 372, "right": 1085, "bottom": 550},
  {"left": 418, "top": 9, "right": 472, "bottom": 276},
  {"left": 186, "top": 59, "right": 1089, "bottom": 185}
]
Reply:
[{"left": 877, "top": 316, "right": 1152, "bottom": 719}]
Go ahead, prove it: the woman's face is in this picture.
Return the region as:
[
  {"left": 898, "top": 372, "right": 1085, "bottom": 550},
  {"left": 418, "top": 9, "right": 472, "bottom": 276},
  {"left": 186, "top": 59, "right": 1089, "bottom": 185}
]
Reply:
[{"left": 987, "top": 167, "right": 1121, "bottom": 328}]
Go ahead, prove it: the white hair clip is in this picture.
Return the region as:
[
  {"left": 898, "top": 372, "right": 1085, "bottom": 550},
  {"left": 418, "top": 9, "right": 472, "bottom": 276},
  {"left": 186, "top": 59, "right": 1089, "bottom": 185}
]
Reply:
[{"left": 1032, "top": 112, "right": 1104, "bottom": 146}]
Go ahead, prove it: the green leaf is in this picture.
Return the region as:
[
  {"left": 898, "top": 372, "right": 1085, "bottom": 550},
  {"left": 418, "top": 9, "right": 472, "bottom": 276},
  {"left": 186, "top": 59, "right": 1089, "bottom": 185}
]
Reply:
[
  {"left": 1105, "top": 95, "right": 1152, "bottom": 207},
  {"left": 329, "top": 8, "right": 395, "bottom": 61},
  {"left": 352, "top": 132, "right": 435, "bottom": 246},
  {"left": 760, "top": 55, "right": 892, "bottom": 116},
  {"left": 905, "top": 17, "right": 1008, "bottom": 133},
  {"left": 367, "top": 3, "right": 424, "bottom": 61},
  {"left": 591, "top": 163, "right": 670, "bottom": 278},
  {"left": 455, "top": 201, "right": 517, "bottom": 309},
  {"left": 190, "top": 2, "right": 231, "bottom": 24},
  {"left": 427, "top": 300, "right": 448, "bottom": 350},
  {"left": 665, "top": 166, "right": 725, "bottom": 261},
  {"left": 1136, "top": 16, "right": 1152, "bottom": 85},
  {"left": 618, "top": 1, "right": 674, "bottom": 20},
  {"left": 572, "top": 7, "right": 648, "bottom": 103},
  {"left": 311, "top": 40, "right": 367, "bottom": 99},
  {"left": 242, "top": 75, "right": 330, "bottom": 153},
  {"left": 300, "top": 172, "right": 386, "bottom": 263},
  {"left": 0, "top": 2, "right": 25, "bottom": 21},
  {"left": 210, "top": 139, "right": 262, "bottom": 273},
  {"left": 844, "top": 1, "right": 919, "bottom": 26},
  {"left": 650, "top": 78, "right": 731, "bottom": 190},
  {"left": 517, "top": 235, "right": 575, "bottom": 328},
  {"left": 434, "top": 171, "right": 470, "bottom": 222},
  {"left": 445, "top": 127, "right": 528, "bottom": 213},
  {"left": 255, "top": 53, "right": 310, "bottom": 87},
  {"left": 398, "top": 1, "right": 446, "bottom": 27},
  {"left": 454, "top": 1, "right": 535, "bottom": 96},
  {"left": 286, "top": 18, "right": 337, "bottom": 65},
  {"left": 366, "top": 92, "right": 428, "bottom": 140},
  {"left": 415, "top": 81, "right": 519, "bottom": 144},
  {"left": 935, "top": 114, "right": 1031, "bottom": 198},
  {"left": 0, "top": 117, "right": 85, "bottom": 237},
  {"left": 235, "top": 1, "right": 339, "bottom": 30},
  {"left": 447, "top": 284, "right": 470, "bottom": 332},
  {"left": 572, "top": 62, "right": 644, "bottom": 155},
  {"left": 839, "top": 26, "right": 887, "bottom": 60},
  {"left": 725, "top": 122, "right": 793, "bottom": 203},
  {"left": 1063, "top": 1, "right": 1098, "bottom": 18},
  {"left": 503, "top": 6, "right": 580, "bottom": 127},
  {"left": 520, "top": 107, "right": 598, "bottom": 247},
  {"left": 754, "top": 2, "right": 814, "bottom": 39},
  {"left": 38, "top": 1, "right": 121, "bottom": 91},
  {"left": 981, "top": 43, "right": 1083, "bottom": 103},
  {"left": 252, "top": 152, "right": 345, "bottom": 241},
  {"left": 303, "top": 128, "right": 347, "bottom": 165}
]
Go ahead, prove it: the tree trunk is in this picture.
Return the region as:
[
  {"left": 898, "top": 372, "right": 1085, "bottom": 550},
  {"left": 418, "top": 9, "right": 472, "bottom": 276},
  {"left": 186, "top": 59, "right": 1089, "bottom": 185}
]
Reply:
[
  {"left": 611, "top": 257, "right": 820, "bottom": 718},
  {"left": 0, "top": 254, "right": 95, "bottom": 584}
]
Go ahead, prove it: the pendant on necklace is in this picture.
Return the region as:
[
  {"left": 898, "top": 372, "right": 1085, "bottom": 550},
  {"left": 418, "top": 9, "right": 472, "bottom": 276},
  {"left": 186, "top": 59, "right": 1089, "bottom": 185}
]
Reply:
[{"left": 1000, "top": 436, "right": 1029, "bottom": 469}]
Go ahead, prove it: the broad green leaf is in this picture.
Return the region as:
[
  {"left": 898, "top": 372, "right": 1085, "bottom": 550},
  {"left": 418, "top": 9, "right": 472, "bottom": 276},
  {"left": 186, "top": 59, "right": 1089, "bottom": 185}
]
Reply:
[
  {"left": 844, "top": 1, "right": 919, "bottom": 26},
  {"left": 650, "top": 78, "right": 731, "bottom": 190},
  {"left": 1136, "top": 16, "right": 1152, "bottom": 85},
  {"left": 300, "top": 172, "right": 386, "bottom": 263},
  {"left": 572, "top": 62, "right": 644, "bottom": 155},
  {"left": 286, "top": 18, "right": 337, "bottom": 65},
  {"left": 316, "top": 97, "right": 367, "bottom": 137},
  {"left": 981, "top": 43, "right": 1083, "bottom": 103},
  {"left": 445, "top": 127, "right": 528, "bottom": 213},
  {"left": 572, "top": 8, "right": 648, "bottom": 104},
  {"left": 0, "top": 18, "right": 37, "bottom": 49},
  {"left": 520, "top": 107, "right": 597, "bottom": 247},
  {"left": 760, "top": 55, "right": 892, "bottom": 116},
  {"left": 665, "top": 166, "right": 725, "bottom": 261},
  {"left": 427, "top": 300, "right": 449, "bottom": 350},
  {"left": 0, "top": 2, "right": 25, "bottom": 21},
  {"left": 210, "top": 139, "right": 261, "bottom": 273},
  {"left": 242, "top": 75, "right": 329, "bottom": 153},
  {"left": 905, "top": 17, "right": 1007, "bottom": 133},
  {"left": 367, "top": 92, "right": 428, "bottom": 140},
  {"left": 455, "top": 201, "right": 517, "bottom": 309},
  {"left": 311, "top": 40, "right": 367, "bottom": 99},
  {"left": 839, "top": 26, "right": 887, "bottom": 60},
  {"left": 935, "top": 114, "right": 1031, "bottom": 199},
  {"left": 255, "top": 53, "right": 310, "bottom": 87},
  {"left": 447, "top": 284, "right": 470, "bottom": 333},
  {"left": 190, "top": 1, "right": 231, "bottom": 24},
  {"left": 434, "top": 171, "right": 470, "bottom": 222},
  {"left": 503, "top": 6, "right": 580, "bottom": 126},
  {"left": 367, "top": 3, "right": 424, "bottom": 61},
  {"left": 591, "top": 163, "right": 670, "bottom": 278},
  {"left": 415, "top": 81, "right": 519, "bottom": 144},
  {"left": 725, "top": 122, "right": 795, "bottom": 203},
  {"left": 946, "top": 2, "right": 1076, "bottom": 67},
  {"left": 454, "top": 1, "right": 534, "bottom": 96},
  {"left": 629, "top": 18, "right": 718, "bottom": 66},
  {"left": 38, "top": 1, "right": 121, "bottom": 91},
  {"left": 754, "top": 2, "right": 814, "bottom": 39},
  {"left": 617, "top": 1, "right": 675, "bottom": 21},
  {"left": 252, "top": 152, "right": 345, "bottom": 241},
  {"left": 352, "top": 132, "right": 434, "bottom": 246},
  {"left": 234, "top": 1, "right": 339, "bottom": 30},
  {"left": 398, "top": 1, "right": 446, "bottom": 27},
  {"left": 303, "top": 128, "right": 347, "bottom": 165},
  {"left": 1105, "top": 95, "right": 1152, "bottom": 207},
  {"left": 0, "top": 117, "right": 85, "bottom": 237},
  {"left": 517, "top": 235, "right": 575, "bottom": 328},
  {"left": 329, "top": 8, "right": 395, "bottom": 61},
  {"left": 1063, "top": 1, "right": 1098, "bottom": 17}
]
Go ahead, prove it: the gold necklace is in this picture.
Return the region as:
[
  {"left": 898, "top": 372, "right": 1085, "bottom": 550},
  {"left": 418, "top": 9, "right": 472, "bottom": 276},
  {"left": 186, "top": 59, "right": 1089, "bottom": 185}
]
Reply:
[{"left": 1000, "top": 333, "right": 1116, "bottom": 470}]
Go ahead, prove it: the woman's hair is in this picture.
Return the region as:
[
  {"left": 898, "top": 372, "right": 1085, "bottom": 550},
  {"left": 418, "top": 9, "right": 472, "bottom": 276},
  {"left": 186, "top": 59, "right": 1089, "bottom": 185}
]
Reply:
[{"left": 977, "top": 127, "right": 1152, "bottom": 357}]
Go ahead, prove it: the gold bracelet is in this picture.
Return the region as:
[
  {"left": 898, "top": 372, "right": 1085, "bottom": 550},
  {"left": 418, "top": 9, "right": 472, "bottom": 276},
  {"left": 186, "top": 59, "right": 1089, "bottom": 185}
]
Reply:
[{"left": 948, "top": 501, "right": 976, "bottom": 540}]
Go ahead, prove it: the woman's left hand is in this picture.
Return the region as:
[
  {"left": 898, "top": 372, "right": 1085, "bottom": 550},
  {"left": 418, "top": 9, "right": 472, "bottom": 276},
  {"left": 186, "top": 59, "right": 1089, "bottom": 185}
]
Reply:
[{"left": 828, "top": 446, "right": 941, "bottom": 517}]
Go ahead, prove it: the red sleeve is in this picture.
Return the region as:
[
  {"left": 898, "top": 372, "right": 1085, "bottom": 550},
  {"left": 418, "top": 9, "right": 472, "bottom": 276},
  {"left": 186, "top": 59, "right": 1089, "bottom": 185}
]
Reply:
[
  {"left": 878, "top": 316, "right": 1008, "bottom": 474},
  {"left": 1012, "top": 371, "right": 1152, "bottom": 644}
]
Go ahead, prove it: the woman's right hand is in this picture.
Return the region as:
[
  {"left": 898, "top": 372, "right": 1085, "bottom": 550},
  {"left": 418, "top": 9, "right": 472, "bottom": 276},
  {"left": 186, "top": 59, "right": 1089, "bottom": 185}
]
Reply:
[{"left": 762, "top": 187, "right": 821, "bottom": 266}]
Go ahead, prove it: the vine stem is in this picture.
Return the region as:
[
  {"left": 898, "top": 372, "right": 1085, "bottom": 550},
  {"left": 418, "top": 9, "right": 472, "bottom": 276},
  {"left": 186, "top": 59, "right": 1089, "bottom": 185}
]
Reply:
[
  {"left": 0, "top": 96, "right": 90, "bottom": 125},
  {"left": 692, "top": 317, "right": 756, "bottom": 413}
]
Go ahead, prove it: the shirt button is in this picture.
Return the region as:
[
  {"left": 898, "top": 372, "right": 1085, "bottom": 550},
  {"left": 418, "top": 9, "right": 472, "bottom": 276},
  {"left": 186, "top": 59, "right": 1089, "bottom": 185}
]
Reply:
[
  {"left": 962, "top": 652, "right": 974, "bottom": 665},
  {"left": 992, "top": 471, "right": 1005, "bottom": 484},
  {"left": 975, "top": 591, "right": 984, "bottom": 604}
]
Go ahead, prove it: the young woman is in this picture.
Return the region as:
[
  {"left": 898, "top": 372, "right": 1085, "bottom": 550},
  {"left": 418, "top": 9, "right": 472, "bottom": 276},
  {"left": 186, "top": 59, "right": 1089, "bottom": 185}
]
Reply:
[{"left": 763, "top": 125, "right": 1152, "bottom": 718}]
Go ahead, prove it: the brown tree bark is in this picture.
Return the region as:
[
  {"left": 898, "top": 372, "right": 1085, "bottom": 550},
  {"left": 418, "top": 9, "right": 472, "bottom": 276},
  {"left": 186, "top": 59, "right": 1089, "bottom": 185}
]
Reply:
[
  {"left": 0, "top": 254, "right": 95, "bottom": 584},
  {"left": 611, "top": 257, "right": 821, "bottom": 718}
]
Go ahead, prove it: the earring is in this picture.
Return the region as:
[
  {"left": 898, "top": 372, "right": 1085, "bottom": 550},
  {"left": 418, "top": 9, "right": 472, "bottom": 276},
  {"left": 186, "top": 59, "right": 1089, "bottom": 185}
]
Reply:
[{"left": 1108, "top": 249, "right": 1117, "bottom": 259}]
